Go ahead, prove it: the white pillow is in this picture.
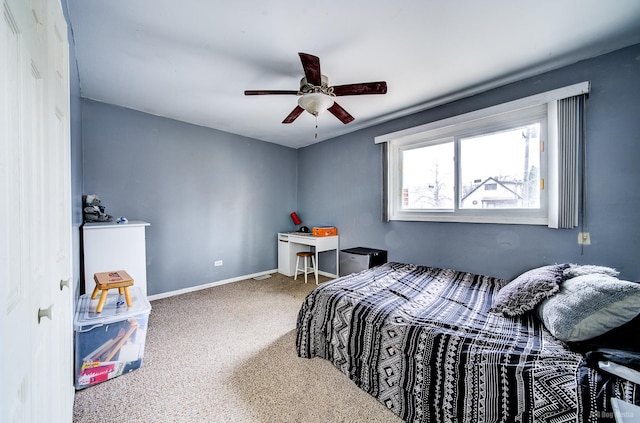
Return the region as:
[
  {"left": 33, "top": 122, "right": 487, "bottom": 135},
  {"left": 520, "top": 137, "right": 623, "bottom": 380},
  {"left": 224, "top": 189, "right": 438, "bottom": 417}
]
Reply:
[
  {"left": 563, "top": 264, "right": 619, "bottom": 279},
  {"left": 537, "top": 274, "right": 640, "bottom": 342}
]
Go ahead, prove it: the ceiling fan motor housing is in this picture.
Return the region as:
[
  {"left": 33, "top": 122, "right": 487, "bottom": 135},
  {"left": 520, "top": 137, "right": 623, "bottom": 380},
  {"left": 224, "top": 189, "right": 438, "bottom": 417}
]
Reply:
[{"left": 299, "top": 75, "right": 334, "bottom": 96}]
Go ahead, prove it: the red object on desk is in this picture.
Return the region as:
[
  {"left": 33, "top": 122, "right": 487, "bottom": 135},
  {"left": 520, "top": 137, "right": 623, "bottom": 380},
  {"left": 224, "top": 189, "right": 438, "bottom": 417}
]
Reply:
[{"left": 290, "top": 212, "right": 302, "bottom": 225}]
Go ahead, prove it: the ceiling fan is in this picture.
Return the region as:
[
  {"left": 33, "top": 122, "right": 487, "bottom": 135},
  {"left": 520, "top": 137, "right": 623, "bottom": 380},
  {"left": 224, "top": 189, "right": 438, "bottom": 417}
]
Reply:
[{"left": 244, "top": 52, "right": 387, "bottom": 125}]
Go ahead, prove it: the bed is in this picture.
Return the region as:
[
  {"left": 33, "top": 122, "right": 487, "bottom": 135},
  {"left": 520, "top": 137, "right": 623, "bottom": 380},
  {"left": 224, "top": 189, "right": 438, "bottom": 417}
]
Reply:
[{"left": 296, "top": 262, "right": 640, "bottom": 422}]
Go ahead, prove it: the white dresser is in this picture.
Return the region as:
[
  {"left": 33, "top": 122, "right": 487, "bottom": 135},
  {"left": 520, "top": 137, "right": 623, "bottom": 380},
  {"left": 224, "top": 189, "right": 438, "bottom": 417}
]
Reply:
[{"left": 82, "top": 221, "right": 150, "bottom": 296}]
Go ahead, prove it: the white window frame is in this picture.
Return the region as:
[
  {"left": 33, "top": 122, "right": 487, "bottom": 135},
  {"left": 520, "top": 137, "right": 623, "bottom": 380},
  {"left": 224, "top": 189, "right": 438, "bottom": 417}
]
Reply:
[{"left": 376, "top": 82, "right": 590, "bottom": 226}]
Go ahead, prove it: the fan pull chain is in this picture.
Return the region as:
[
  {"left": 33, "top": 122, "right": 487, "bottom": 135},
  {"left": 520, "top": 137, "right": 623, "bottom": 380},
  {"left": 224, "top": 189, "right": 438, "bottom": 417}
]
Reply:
[{"left": 315, "top": 114, "right": 318, "bottom": 139}]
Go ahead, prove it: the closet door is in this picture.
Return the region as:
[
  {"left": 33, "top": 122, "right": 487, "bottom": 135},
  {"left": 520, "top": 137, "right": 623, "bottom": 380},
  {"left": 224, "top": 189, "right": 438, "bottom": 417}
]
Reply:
[
  {"left": 46, "top": 0, "right": 73, "bottom": 420},
  {"left": 0, "top": 0, "right": 72, "bottom": 421}
]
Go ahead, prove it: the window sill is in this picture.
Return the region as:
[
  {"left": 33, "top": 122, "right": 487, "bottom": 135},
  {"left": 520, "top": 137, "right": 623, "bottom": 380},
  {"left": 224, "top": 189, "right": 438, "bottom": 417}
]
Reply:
[{"left": 389, "top": 212, "right": 548, "bottom": 225}]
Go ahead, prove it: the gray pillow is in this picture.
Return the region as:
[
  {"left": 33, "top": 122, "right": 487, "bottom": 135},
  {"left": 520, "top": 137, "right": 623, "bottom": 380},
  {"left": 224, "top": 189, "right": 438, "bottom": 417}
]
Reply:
[
  {"left": 489, "top": 264, "right": 568, "bottom": 316},
  {"left": 537, "top": 274, "right": 640, "bottom": 342},
  {"left": 563, "top": 264, "right": 619, "bottom": 279}
]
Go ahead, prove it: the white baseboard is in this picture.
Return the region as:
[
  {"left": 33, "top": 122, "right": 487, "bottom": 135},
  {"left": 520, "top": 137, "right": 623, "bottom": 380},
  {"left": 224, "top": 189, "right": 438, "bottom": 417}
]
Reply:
[
  {"left": 147, "top": 269, "right": 336, "bottom": 302},
  {"left": 147, "top": 268, "right": 277, "bottom": 301}
]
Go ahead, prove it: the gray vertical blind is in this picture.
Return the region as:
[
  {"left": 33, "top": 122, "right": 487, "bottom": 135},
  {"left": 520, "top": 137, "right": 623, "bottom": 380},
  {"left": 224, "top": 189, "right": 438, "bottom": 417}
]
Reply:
[
  {"left": 556, "top": 95, "right": 584, "bottom": 228},
  {"left": 381, "top": 142, "right": 389, "bottom": 222}
]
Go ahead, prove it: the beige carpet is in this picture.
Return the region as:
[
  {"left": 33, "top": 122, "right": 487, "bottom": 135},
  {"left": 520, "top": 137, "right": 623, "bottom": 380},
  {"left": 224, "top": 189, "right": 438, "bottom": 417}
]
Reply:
[{"left": 73, "top": 273, "right": 403, "bottom": 423}]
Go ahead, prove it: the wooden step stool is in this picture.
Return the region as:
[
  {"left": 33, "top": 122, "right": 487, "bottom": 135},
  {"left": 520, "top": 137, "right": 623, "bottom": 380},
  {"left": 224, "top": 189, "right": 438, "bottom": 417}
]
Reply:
[
  {"left": 92, "top": 270, "right": 134, "bottom": 313},
  {"left": 294, "top": 251, "right": 317, "bottom": 284}
]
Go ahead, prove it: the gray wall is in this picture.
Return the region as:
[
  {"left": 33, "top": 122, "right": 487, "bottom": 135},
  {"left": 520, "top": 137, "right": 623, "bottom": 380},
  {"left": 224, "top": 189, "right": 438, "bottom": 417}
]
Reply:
[
  {"left": 298, "top": 44, "right": 640, "bottom": 281},
  {"left": 81, "top": 101, "right": 298, "bottom": 295},
  {"left": 79, "top": 43, "right": 640, "bottom": 296}
]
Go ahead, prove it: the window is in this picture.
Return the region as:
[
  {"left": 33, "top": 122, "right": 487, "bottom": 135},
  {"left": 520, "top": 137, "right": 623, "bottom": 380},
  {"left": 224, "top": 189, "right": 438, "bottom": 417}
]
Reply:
[
  {"left": 377, "top": 82, "right": 590, "bottom": 226},
  {"left": 390, "top": 106, "right": 546, "bottom": 224},
  {"left": 401, "top": 139, "right": 454, "bottom": 210},
  {"left": 459, "top": 123, "right": 541, "bottom": 210}
]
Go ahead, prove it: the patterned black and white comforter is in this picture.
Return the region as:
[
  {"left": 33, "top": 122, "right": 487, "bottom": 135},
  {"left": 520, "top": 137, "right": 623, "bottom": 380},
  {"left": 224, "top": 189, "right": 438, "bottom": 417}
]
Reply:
[{"left": 296, "top": 262, "right": 638, "bottom": 422}]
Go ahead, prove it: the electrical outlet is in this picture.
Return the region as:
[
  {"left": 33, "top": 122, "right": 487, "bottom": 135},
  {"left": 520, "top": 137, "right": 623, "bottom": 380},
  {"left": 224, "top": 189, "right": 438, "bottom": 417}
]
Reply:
[
  {"left": 578, "top": 232, "right": 591, "bottom": 245},
  {"left": 214, "top": 260, "right": 223, "bottom": 267}
]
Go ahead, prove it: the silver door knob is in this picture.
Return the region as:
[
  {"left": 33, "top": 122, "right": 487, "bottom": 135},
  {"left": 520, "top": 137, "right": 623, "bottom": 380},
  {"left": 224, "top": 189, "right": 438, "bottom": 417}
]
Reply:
[{"left": 38, "top": 305, "right": 53, "bottom": 323}]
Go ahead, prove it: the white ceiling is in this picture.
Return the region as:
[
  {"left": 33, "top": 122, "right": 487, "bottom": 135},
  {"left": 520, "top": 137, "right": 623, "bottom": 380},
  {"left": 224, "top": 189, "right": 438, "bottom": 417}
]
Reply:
[{"left": 66, "top": 1, "right": 640, "bottom": 149}]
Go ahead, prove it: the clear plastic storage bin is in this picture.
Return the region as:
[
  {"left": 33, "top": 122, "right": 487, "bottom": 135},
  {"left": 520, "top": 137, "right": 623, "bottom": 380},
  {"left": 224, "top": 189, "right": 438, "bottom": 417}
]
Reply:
[{"left": 74, "top": 286, "right": 151, "bottom": 389}]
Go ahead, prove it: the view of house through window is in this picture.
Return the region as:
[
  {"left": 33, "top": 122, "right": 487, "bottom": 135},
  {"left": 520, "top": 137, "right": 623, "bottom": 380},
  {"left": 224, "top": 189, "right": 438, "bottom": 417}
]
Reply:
[
  {"left": 459, "top": 124, "right": 541, "bottom": 209},
  {"left": 401, "top": 123, "right": 541, "bottom": 212}
]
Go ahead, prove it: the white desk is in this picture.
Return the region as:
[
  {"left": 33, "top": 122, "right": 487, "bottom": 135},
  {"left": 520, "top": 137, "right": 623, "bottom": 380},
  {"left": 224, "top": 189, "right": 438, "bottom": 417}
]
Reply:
[{"left": 278, "top": 232, "right": 339, "bottom": 282}]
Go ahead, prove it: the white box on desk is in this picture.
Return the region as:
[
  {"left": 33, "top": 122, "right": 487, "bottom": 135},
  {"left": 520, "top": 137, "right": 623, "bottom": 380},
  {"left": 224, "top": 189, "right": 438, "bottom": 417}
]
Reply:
[{"left": 73, "top": 286, "right": 151, "bottom": 389}]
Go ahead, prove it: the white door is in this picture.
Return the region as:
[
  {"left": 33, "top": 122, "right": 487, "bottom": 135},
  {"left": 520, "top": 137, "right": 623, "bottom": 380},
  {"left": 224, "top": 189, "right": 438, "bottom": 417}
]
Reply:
[{"left": 0, "top": 0, "right": 73, "bottom": 421}]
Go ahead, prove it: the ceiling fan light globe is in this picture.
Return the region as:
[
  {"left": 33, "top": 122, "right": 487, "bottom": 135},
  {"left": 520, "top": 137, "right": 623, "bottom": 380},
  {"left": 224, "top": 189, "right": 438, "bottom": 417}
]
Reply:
[{"left": 298, "top": 93, "right": 334, "bottom": 116}]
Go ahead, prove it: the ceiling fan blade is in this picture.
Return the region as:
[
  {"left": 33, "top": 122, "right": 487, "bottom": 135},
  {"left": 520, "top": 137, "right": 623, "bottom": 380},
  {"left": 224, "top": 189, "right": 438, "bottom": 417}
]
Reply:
[
  {"left": 282, "top": 106, "right": 304, "bottom": 124},
  {"left": 244, "top": 90, "right": 298, "bottom": 95},
  {"left": 298, "top": 53, "right": 322, "bottom": 86},
  {"left": 328, "top": 102, "right": 355, "bottom": 124},
  {"left": 332, "top": 81, "right": 387, "bottom": 96}
]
